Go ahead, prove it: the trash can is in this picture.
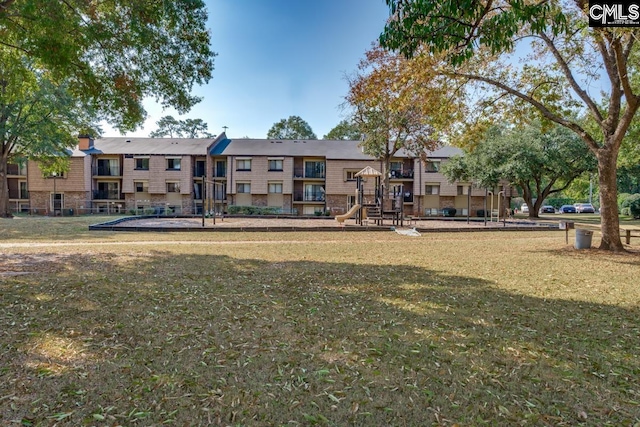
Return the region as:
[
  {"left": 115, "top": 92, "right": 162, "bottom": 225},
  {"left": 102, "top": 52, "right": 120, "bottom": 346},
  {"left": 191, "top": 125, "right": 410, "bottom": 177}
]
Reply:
[{"left": 575, "top": 228, "right": 593, "bottom": 249}]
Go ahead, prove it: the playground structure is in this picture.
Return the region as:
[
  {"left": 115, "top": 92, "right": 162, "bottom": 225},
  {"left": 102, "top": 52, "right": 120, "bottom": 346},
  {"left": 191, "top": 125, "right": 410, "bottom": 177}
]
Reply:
[{"left": 335, "top": 166, "right": 406, "bottom": 226}]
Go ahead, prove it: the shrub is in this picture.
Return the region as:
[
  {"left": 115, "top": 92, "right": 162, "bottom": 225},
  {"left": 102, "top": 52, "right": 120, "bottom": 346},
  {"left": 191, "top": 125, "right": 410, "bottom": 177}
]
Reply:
[
  {"left": 621, "top": 194, "right": 640, "bottom": 219},
  {"left": 442, "top": 207, "right": 457, "bottom": 217},
  {"left": 227, "top": 205, "right": 282, "bottom": 215}
]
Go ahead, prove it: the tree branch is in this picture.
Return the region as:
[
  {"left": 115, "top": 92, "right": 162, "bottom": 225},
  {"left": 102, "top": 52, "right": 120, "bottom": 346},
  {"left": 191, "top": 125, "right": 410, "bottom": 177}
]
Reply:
[
  {"left": 448, "top": 70, "right": 601, "bottom": 152},
  {"left": 538, "top": 32, "right": 604, "bottom": 125}
]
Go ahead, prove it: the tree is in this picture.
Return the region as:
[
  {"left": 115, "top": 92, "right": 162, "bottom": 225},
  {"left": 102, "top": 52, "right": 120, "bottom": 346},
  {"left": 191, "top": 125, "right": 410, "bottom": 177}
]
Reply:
[
  {"left": 0, "top": 0, "right": 215, "bottom": 216},
  {"left": 346, "top": 44, "right": 462, "bottom": 206},
  {"left": 149, "top": 116, "right": 214, "bottom": 138},
  {"left": 381, "top": 1, "right": 640, "bottom": 251},
  {"left": 267, "top": 116, "right": 317, "bottom": 140},
  {"left": 0, "top": 56, "right": 98, "bottom": 216},
  {"left": 323, "top": 119, "right": 361, "bottom": 140},
  {"left": 442, "top": 123, "right": 597, "bottom": 218}
]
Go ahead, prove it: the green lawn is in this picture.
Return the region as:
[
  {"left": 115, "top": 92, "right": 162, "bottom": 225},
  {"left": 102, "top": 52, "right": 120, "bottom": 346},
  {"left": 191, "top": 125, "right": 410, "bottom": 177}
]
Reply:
[{"left": 1, "top": 217, "right": 639, "bottom": 426}]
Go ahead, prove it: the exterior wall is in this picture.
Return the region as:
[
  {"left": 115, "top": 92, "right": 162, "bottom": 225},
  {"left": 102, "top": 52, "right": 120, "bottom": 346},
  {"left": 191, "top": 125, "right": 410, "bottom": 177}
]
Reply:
[
  {"left": 326, "top": 194, "right": 349, "bottom": 214},
  {"left": 252, "top": 194, "right": 268, "bottom": 207},
  {"left": 27, "top": 157, "right": 89, "bottom": 192},
  {"left": 29, "top": 190, "right": 90, "bottom": 214}
]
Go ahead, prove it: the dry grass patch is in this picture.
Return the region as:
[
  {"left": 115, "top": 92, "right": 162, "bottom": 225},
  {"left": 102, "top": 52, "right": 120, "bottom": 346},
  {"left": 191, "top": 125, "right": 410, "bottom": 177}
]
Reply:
[{"left": 0, "top": 218, "right": 639, "bottom": 425}]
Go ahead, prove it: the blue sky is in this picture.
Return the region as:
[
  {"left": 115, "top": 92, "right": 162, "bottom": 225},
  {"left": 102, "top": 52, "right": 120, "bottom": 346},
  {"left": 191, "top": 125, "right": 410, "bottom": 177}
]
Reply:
[{"left": 106, "top": 0, "right": 390, "bottom": 139}]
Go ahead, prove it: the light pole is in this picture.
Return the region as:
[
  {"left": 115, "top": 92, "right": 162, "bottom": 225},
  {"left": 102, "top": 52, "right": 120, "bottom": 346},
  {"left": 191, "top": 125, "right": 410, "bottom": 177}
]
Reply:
[{"left": 52, "top": 172, "right": 57, "bottom": 216}]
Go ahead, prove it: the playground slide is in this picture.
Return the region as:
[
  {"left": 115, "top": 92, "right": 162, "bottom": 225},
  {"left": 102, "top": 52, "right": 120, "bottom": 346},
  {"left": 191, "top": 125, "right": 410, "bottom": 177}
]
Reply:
[{"left": 334, "top": 204, "right": 361, "bottom": 223}]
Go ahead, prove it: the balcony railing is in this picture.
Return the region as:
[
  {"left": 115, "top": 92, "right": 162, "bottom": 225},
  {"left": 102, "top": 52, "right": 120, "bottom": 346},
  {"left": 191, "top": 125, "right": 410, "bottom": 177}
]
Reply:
[
  {"left": 293, "top": 168, "right": 326, "bottom": 179},
  {"left": 389, "top": 169, "right": 414, "bottom": 179},
  {"left": 93, "top": 166, "right": 121, "bottom": 176},
  {"left": 9, "top": 190, "right": 29, "bottom": 199},
  {"left": 7, "top": 164, "right": 26, "bottom": 176},
  {"left": 93, "top": 190, "right": 122, "bottom": 200},
  {"left": 294, "top": 191, "right": 325, "bottom": 202}
]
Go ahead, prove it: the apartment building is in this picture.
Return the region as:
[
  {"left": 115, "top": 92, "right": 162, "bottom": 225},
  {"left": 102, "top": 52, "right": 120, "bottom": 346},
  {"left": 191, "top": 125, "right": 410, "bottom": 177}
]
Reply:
[{"left": 13, "top": 133, "right": 511, "bottom": 216}]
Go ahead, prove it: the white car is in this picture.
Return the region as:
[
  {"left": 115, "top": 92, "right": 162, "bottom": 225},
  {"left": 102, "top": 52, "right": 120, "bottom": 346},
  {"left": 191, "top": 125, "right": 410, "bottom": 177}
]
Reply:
[{"left": 521, "top": 203, "right": 529, "bottom": 214}]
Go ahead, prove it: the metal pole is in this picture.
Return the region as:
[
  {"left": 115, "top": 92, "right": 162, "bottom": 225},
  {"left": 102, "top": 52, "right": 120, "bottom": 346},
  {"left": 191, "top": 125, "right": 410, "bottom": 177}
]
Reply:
[
  {"left": 52, "top": 172, "right": 57, "bottom": 216},
  {"left": 467, "top": 184, "right": 470, "bottom": 224},
  {"left": 202, "top": 174, "right": 206, "bottom": 227},
  {"left": 484, "top": 188, "right": 487, "bottom": 226}
]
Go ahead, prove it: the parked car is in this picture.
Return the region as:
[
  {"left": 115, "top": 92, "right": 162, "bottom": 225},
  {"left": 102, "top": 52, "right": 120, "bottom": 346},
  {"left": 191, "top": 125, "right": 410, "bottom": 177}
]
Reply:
[
  {"left": 575, "top": 203, "right": 596, "bottom": 213},
  {"left": 521, "top": 203, "right": 529, "bottom": 214},
  {"left": 559, "top": 205, "right": 577, "bottom": 213},
  {"left": 539, "top": 205, "right": 555, "bottom": 214}
]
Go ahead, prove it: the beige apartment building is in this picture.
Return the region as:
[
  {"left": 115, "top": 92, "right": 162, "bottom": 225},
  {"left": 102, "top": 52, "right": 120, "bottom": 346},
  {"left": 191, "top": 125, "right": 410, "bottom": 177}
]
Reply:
[{"left": 8, "top": 133, "right": 512, "bottom": 217}]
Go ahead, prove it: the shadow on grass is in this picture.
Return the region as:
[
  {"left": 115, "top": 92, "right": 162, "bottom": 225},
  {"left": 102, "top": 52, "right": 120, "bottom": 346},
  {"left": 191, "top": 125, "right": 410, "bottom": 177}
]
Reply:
[{"left": 1, "top": 251, "right": 639, "bottom": 426}]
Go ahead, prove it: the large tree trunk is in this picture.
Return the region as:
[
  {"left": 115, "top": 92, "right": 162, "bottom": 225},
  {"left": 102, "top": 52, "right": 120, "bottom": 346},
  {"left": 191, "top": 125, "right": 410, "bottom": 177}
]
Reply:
[
  {"left": 597, "top": 146, "right": 624, "bottom": 251},
  {"left": 0, "top": 154, "right": 11, "bottom": 218}
]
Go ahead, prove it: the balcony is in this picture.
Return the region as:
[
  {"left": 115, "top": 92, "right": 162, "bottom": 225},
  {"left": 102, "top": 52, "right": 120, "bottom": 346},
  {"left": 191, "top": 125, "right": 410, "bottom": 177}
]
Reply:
[
  {"left": 294, "top": 191, "right": 325, "bottom": 202},
  {"left": 7, "top": 164, "right": 26, "bottom": 176},
  {"left": 293, "top": 168, "right": 326, "bottom": 179},
  {"left": 93, "top": 190, "right": 123, "bottom": 200},
  {"left": 389, "top": 169, "right": 414, "bottom": 179},
  {"left": 93, "top": 166, "right": 121, "bottom": 176}
]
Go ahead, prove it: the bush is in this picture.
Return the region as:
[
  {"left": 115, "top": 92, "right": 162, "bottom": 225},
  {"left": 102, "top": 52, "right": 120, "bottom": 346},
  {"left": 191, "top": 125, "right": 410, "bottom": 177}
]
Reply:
[
  {"left": 442, "top": 207, "right": 457, "bottom": 217},
  {"left": 621, "top": 194, "right": 640, "bottom": 219},
  {"left": 227, "top": 205, "right": 282, "bottom": 215}
]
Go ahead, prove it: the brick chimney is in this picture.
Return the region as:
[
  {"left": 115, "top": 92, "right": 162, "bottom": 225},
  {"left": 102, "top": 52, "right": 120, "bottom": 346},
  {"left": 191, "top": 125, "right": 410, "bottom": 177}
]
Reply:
[{"left": 78, "top": 134, "right": 94, "bottom": 150}]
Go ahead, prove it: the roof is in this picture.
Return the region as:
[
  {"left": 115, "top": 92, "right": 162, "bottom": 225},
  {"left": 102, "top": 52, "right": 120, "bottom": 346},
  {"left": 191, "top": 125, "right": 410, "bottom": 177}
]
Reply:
[
  {"left": 208, "top": 136, "right": 460, "bottom": 160},
  {"left": 72, "top": 137, "right": 216, "bottom": 157},
  {"left": 71, "top": 133, "right": 463, "bottom": 159},
  {"left": 355, "top": 166, "right": 382, "bottom": 177}
]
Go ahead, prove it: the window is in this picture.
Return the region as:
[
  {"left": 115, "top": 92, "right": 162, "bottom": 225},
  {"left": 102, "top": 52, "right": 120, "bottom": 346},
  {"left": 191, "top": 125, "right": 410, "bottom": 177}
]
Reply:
[
  {"left": 167, "top": 182, "right": 180, "bottom": 193},
  {"left": 344, "top": 170, "right": 359, "bottom": 181},
  {"left": 19, "top": 181, "right": 28, "bottom": 199},
  {"left": 97, "top": 158, "right": 120, "bottom": 176},
  {"left": 194, "top": 182, "right": 203, "bottom": 200},
  {"left": 194, "top": 160, "right": 206, "bottom": 177},
  {"left": 304, "top": 184, "right": 324, "bottom": 201},
  {"left": 457, "top": 185, "right": 469, "bottom": 196},
  {"left": 268, "top": 182, "right": 283, "bottom": 193},
  {"left": 237, "top": 182, "right": 251, "bottom": 193},
  {"left": 425, "top": 161, "right": 440, "bottom": 172},
  {"left": 166, "top": 158, "right": 181, "bottom": 170},
  {"left": 236, "top": 158, "right": 251, "bottom": 171},
  {"left": 304, "top": 161, "right": 325, "bottom": 178},
  {"left": 215, "top": 160, "right": 227, "bottom": 177},
  {"left": 425, "top": 185, "right": 440, "bottom": 195},
  {"left": 135, "top": 182, "right": 146, "bottom": 193},
  {"left": 390, "top": 161, "right": 403, "bottom": 176},
  {"left": 268, "top": 159, "right": 283, "bottom": 171},
  {"left": 135, "top": 157, "right": 149, "bottom": 170}
]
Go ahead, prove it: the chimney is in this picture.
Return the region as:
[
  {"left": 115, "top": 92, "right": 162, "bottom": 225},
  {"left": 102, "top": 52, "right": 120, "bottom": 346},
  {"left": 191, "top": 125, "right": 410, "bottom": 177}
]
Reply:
[{"left": 78, "top": 134, "right": 94, "bottom": 150}]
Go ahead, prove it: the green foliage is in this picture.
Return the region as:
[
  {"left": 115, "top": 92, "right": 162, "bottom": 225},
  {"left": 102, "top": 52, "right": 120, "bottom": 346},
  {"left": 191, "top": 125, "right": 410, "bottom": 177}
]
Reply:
[
  {"left": 227, "top": 205, "right": 283, "bottom": 215},
  {"left": 323, "top": 119, "right": 361, "bottom": 140},
  {"left": 149, "top": 116, "right": 214, "bottom": 138},
  {"left": 380, "top": 0, "right": 566, "bottom": 66},
  {"left": 441, "top": 122, "right": 597, "bottom": 216},
  {"left": 0, "top": 0, "right": 215, "bottom": 132},
  {"left": 267, "top": 116, "right": 317, "bottom": 140},
  {"left": 619, "top": 194, "right": 640, "bottom": 218}
]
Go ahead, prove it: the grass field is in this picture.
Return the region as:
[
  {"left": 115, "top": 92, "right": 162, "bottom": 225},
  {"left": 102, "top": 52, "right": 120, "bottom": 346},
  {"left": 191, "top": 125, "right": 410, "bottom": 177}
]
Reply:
[{"left": 1, "top": 217, "right": 639, "bottom": 426}]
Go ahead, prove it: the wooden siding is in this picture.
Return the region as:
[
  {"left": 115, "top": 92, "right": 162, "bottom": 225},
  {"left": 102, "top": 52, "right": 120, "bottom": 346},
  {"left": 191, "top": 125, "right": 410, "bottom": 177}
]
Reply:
[
  {"left": 122, "top": 155, "right": 192, "bottom": 194},
  {"left": 27, "top": 157, "right": 89, "bottom": 192}
]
